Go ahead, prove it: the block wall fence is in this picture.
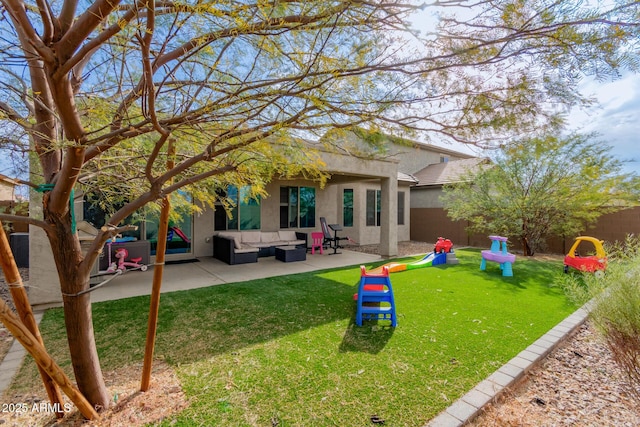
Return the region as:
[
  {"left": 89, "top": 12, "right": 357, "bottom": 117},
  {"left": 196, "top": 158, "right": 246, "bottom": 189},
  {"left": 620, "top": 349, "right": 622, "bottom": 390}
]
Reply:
[{"left": 410, "top": 206, "right": 640, "bottom": 254}]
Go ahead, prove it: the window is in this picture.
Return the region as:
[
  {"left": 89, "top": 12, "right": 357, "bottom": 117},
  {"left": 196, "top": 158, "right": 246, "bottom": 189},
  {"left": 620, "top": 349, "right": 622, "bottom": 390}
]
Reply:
[
  {"left": 366, "top": 189, "right": 381, "bottom": 226},
  {"left": 343, "top": 189, "right": 353, "bottom": 227},
  {"left": 83, "top": 194, "right": 141, "bottom": 239},
  {"left": 239, "top": 187, "right": 261, "bottom": 230},
  {"left": 214, "top": 186, "right": 261, "bottom": 231},
  {"left": 397, "top": 191, "right": 405, "bottom": 225},
  {"left": 280, "top": 186, "right": 315, "bottom": 228},
  {"left": 84, "top": 192, "right": 194, "bottom": 255}
]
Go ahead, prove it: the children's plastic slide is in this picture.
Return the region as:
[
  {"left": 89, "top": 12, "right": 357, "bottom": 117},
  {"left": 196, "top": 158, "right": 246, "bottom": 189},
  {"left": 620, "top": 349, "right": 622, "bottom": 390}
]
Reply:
[
  {"left": 367, "top": 251, "right": 447, "bottom": 275},
  {"left": 168, "top": 226, "right": 191, "bottom": 243}
]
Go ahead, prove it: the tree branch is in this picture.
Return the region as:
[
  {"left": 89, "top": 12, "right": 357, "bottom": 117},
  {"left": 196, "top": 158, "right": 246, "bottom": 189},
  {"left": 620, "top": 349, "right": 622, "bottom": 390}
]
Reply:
[
  {"left": 0, "top": 213, "right": 52, "bottom": 231},
  {"left": 56, "top": 0, "right": 123, "bottom": 62}
]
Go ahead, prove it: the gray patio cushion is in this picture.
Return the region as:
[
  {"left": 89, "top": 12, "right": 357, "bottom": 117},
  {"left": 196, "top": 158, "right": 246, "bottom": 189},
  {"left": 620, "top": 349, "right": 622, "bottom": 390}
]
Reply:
[
  {"left": 241, "top": 230, "right": 261, "bottom": 243},
  {"left": 261, "top": 232, "right": 280, "bottom": 243},
  {"left": 278, "top": 230, "right": 297, "bottom": 241},
  {"left": 218, "top": 231, "right": 242, "bottom": 249},
  {"left": 235, "top": 245, "right": 259, "bottom": 254},
  {"left": 286, "top": 239, "right": 306, "bottom": 246},
  {"left": 250, "top": 242, "right": 273, "bottom": 248}
]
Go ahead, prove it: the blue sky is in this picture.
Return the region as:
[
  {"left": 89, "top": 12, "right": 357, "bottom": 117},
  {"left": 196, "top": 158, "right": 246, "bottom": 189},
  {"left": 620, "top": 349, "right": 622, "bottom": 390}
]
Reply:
[
  {"left": 568, "top": 74, "right": 640, "bottom": 175},
  {"left": 432, "top": 74, "right": 640, "bottom": 176}
]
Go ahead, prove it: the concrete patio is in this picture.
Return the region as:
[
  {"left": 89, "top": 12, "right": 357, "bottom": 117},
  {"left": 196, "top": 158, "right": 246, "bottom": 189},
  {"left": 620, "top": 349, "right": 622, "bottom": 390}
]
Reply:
[{"left": 86, "top": 249, "right": 382, "bottom": 305}]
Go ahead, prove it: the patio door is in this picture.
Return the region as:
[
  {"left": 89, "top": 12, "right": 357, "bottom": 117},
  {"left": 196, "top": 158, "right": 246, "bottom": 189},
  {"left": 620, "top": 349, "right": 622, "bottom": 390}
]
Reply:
[{"left": 144, "top": 199, "right": 194, "bottom": 261}]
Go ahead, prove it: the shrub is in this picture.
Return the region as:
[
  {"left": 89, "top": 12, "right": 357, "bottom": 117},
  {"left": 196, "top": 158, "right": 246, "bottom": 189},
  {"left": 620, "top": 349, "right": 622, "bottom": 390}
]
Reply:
[{"left": 559, "top": 235, "right": 640, "bottom": 403}]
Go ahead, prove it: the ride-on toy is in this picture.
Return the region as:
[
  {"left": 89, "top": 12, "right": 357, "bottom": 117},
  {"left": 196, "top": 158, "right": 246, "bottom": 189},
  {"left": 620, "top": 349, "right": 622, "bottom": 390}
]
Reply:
[
  {"left": 434, "top": 237, "right": 453, "bottom": 253},
  {"left": 564, "top": 236, "right": 607, "bottom": 273},
  {"left": 107, "top": 247, "right": 148, "bottom": 272}
]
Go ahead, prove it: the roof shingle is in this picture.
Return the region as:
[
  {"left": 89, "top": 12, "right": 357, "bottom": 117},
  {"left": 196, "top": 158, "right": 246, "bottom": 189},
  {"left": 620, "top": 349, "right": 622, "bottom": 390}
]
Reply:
[{"left": 412, "top": 158, "right": 488, "bottom": 187}]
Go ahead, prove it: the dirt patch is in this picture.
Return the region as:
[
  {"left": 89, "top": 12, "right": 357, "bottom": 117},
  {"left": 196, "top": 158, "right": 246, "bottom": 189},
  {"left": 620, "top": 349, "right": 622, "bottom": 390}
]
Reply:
[{"left": 1, "top": 361, "right": 188, "bottom": 426}]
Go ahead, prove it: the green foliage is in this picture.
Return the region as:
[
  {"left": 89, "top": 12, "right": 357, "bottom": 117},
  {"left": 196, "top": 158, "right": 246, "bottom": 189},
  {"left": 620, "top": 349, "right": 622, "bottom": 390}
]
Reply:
[
  {"left": 442, "top": 132, "right": 640, "bottom": 255},
  {"left": 558, "top": 235, "right": 640, "bottom": 399}
]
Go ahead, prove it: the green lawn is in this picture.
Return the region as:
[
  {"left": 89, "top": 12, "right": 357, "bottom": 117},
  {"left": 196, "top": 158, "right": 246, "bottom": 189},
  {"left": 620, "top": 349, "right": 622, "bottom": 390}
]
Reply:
[{"left": 13, "top": 249, "right": 573, "bottom": 426}]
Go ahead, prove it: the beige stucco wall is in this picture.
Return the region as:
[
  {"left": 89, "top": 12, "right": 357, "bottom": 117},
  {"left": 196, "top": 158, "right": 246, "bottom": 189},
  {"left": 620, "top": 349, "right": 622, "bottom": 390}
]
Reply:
[
  {"left": 390, "top": 144, "right": 468, "bottom": 175},
  {"left": 325, "top": 129, "right": 472, "bottom": 175},
  {"left": 192, "top": 205, "right": 214, "bottom": 258},
  {"left": 0, "top": 181, "right": 15, "bottom": 201},
  {"left": 332, "top": 181, "right": 411, "bottom": 246}
]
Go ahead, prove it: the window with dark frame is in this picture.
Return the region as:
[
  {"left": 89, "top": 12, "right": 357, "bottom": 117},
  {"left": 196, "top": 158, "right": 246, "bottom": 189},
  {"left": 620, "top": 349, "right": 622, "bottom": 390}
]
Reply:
[
  {"left": 343, "top": 189, "right": 353, "bottom": 227},
  {"left": 280, "top": 186, "right": 316, "bottom": 228},
  {"left": 214, "top": 186, "right": 261, "bottom": 231},
  {"left": 366, "top": 189, "right": 381, "bottom": 226},
  {"left": 397, "top": 191, "right": 405, "bottom": 225}
]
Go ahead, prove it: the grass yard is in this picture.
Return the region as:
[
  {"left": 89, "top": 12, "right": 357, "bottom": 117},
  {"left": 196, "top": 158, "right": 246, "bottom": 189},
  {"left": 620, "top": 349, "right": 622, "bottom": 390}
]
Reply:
[{"left": 11, "top": 249, "right": 574, "bottom": 426}]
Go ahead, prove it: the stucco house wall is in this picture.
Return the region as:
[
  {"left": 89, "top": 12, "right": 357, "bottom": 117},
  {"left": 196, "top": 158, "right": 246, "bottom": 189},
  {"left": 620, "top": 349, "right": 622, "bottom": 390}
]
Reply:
[
  {"left": 27, "top": 132, "right": 474, "bottom": 305},
  {"left": 0, "top": 175, "right": 17, "bottom": 201}
]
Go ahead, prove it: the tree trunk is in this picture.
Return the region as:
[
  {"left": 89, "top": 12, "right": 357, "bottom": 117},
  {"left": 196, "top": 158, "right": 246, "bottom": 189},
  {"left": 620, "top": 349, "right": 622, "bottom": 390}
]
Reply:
[
  {"left": 522, "top": 221, "right": 534, "bottom": 256},
  {"left": 0, "top": 297, "right": 98, "bottom": 420},
  {"left": 45, "top": 207, "right": 110, "bottom": 410},
  {"left": 522, "top": 237, "right": 534, "bottom": 256},
  {"left": 61, "top": 290, "right": 110, "bottom": 409}
]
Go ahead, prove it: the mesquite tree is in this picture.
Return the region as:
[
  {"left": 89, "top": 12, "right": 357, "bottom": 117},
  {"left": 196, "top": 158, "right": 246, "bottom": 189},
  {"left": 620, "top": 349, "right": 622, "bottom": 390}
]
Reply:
[
  {"left": 0, "top": 0, "right": 638, "bottom": 411},
  {"left": 441, "top": 133, "right": 640, "bottom": 255}
]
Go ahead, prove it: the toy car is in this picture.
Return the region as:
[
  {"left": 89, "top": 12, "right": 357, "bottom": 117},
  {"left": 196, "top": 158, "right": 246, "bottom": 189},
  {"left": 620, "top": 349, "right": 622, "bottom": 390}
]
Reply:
[
  {"left": 434, "top": 237, "right": 453, "bottom": 253},
  {"left": 563, "top": 236, "right": 607, "bottom": 273}
]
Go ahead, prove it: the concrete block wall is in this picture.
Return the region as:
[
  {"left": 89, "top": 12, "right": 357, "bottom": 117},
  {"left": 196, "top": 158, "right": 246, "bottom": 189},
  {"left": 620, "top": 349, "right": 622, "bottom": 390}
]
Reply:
[{"left": 411, "top": 206, "right": 640, "bottom": 254}]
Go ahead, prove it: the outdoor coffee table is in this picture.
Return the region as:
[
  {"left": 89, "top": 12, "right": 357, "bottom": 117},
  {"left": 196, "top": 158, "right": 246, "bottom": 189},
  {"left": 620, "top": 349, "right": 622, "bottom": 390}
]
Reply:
[{"left": 275, "top": 246, "right": 306, "bottom": 262}]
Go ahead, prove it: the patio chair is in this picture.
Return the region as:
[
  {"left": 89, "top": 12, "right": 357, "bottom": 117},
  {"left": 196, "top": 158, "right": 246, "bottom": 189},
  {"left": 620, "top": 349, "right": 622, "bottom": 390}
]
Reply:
[
  {"left": 320, "top": 217, "right": 349, "bottom": 255},
  {"left": 310, "top": 232, "right": 324, "bottom": 255}
]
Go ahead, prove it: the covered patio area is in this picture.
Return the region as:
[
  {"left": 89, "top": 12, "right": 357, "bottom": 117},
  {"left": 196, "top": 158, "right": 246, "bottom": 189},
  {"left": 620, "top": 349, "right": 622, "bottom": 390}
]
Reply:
[{"left": 32, "top": 249, "right": 383, "bottom": 309}]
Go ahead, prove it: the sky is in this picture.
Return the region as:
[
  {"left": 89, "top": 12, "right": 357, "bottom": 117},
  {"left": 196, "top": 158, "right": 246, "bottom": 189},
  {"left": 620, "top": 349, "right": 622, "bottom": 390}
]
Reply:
[
  {"left": 431, "top": 74, "right": 640, "bottom": 176},
  {"left": 407, "top": 5, "right": 640, "bottom": 176},
  {"left": 568, "top": 74, "right": 640, "bottom": 175}
]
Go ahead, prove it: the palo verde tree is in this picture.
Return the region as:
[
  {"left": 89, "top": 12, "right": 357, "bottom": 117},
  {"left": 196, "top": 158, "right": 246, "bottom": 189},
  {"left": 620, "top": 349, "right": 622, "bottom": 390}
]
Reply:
[
  {"left": 441, "top": 132, "right": 640, "bottom": 256},
  {"left": 0, "top": 0, "right": 639, "bottom": 412}
]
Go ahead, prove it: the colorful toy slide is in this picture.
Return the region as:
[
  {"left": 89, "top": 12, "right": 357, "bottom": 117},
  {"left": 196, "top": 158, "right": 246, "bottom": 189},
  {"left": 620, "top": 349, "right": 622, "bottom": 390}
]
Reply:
[
  {"left": 367, "top": 251, "right": 448, "bottom": 275},
  {"left": 168, "top": 226, "right": 191, "bottom": 243}
]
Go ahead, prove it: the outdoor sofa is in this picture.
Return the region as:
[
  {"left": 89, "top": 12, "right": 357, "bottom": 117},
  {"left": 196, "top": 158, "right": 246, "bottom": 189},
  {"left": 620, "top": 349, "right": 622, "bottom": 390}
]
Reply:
[{"left": 213, "top": 230, "right": 307, "bottom": 265}]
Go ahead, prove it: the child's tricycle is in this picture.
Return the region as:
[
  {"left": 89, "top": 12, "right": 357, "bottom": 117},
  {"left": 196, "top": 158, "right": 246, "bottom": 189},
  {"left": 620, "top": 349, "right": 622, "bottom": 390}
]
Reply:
[{"left": 563, "top": 236, "right": 607, "bottom": 274}]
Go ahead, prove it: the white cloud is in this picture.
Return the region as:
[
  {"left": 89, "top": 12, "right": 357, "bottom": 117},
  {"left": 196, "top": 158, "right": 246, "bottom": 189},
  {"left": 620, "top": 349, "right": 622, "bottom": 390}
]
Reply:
[{"left": 569, "top": 74, "right": 640, "bottom": 174}]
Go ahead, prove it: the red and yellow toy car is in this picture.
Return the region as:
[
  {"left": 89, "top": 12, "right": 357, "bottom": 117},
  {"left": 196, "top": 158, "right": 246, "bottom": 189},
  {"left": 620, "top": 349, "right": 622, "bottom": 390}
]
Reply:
[{"left": 563, "top": 236, "right": 607, "bottom": 273}]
